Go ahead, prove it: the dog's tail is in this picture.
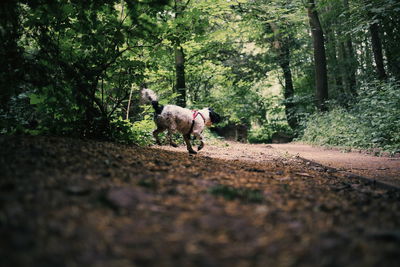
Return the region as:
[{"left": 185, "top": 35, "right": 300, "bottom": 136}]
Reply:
[{"left": 140, "top": 88, "right": 163, "bottom": 114}]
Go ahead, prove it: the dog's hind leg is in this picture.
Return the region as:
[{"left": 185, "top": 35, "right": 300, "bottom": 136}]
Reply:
[{"left": 183, "top": 134, "right": 197, "bottom": 154}]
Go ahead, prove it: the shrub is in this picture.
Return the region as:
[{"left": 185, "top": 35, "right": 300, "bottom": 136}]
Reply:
[
  {"left": 110, "top": 116, "right": 155, "bottom": 146},
  {"left": 248, "top": 123, "right": 293, "bottom": 144},
  {"left": 301, "top": 80, "right": 400, "bottom": 154}
]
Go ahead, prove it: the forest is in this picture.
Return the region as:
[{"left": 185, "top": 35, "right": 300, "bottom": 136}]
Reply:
[
  {"left": 1, "top": 0, "right": 400, "bottom": 153},
  {"left": 2, "top": 1, "right": 400, "bottom": 266}
]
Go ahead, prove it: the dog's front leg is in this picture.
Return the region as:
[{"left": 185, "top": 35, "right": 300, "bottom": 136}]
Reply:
[
  {"left": 183, "top": 134, "right": 197, "bottom": 154},
  {"left": 194, "top": 132, "right": 204, "bottom": 151}
]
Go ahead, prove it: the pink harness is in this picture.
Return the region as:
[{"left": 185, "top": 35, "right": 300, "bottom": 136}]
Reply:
[
  {"left": 192, "top": 110, "right": 206, "bottom": 122},
  {"left": 188, "top": 110, "right": 205, "bottom": 135}
]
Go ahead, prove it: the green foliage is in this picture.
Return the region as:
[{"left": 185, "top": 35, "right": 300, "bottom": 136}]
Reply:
[
  {"left": 110, "top": 116, "right": 155, "bottom": 145},
  {"left": 1, "top": 0, "right": 168, "bottom": 139},
  {"left": 301, "top": 80, "right": 400, "bottom": 154},
  {"left": 209, "top": 184, "right": 263, "bottom": 203},
  {"left": 248, "top": 123, "right": 293, "bottom": 144},
  {"left": 0, "top": 93, "right": 36, "bottom": 135},
  {"left": 1, "top": 0, "right": 399, "bottom": 152},
  {"left": 248, "top": 127, "right": 274, "bottom": 144}
]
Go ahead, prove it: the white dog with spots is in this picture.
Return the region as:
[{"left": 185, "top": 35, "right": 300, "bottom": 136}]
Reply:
[{"left": 141, "top": 88, "right": 221, "bottom": 154}]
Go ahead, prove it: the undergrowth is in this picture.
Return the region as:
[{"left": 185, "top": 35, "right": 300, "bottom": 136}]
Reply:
[
  {"left": 248, "top": 123, "right": 293, "bottom": 144},
  {"left": 300, "top": 80, "right": 400, "bottom": 154},
  {"left": 110, "top": 116, "right": 155, "bottom": 146}
]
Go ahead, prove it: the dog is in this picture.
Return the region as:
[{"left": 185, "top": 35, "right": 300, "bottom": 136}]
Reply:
[{"left": 140, "top": 88, "right": 221, "bottom": 154}]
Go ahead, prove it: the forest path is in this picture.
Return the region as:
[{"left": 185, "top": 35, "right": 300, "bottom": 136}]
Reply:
[
  {"left": 2, "top": 136, "right": 400, "bottom": 266},
  {"left": 159, "top": 141, "right": 400, "bottom": 189}
]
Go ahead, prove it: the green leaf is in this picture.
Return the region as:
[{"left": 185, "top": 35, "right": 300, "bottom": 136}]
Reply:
[{"left": 29, "top": 94, "right": 45, "bottom": 105}]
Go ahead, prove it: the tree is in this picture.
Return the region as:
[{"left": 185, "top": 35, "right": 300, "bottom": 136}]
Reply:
[
  {"left": 342, "top": 0, "right": 357, "bottom": 95},
  {"left": 233, "top": 0, "right": 305, "bottom": 130},
  {"left": 173, "top": 0, "right": 190, "bottom": 107},
  {"left": 269, "top": 23, "right": 298, "bottom": 129},
  {"left": 0, "top": 0, "right": 24, "bottom": 110},
  {"left": 307, "top": 0, "right": 328, "bottom": 111},
  {"left": 319, "top": 0, "right": 356, "bottom": 104},
  {"left": 8, "top": 0, "right": 168, "bottom": 137},
  {"left": 369, "top": 21, "right": 387, "bottom": 80}
]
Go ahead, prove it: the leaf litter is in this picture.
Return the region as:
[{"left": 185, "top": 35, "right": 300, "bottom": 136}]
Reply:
[{"left": 0, "top": 136, "right": 400, "bottom": 267}]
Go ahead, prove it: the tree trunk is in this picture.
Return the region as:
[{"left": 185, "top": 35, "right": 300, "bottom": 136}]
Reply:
[
  {"left": 126, "top": 85, "right": 134, "bottom": 120},
  {"left": 325, "top": 27, "right": 343, "bottom": 96},
  {"left": 342, "top": 0, "right": 357, "bottom": 95},
  {"left": 384, "top": 37, "right": 400, "bottom": 80},
  {"left": 270, "top": 23, "right": 298, "bottom": 130},
  {"left": 175, "top": 45, "right": 186, "bottom": 107},
  {"left": 345, "top": 39, "right": 357, "bottom": 95},
  {"left": 363, "top": 36, "right": 374, "bottom": 76},
  {"left": 307, "top": 0, "right": 328, "bottom": 111},
  {"left": 369, "top": 22, "right": 387, "bottom": 80},
  {"left": 280, "top": 50, "right": 298, "bottom": 130},
  {"left": 0, "top": 0, "right": 23, "bottom": 109},
  {"left": 381, "top": 14, "right": 400, "bottom": 79},
  {"left": 173, "top": 0, "right": 187, "bottom": 107}
]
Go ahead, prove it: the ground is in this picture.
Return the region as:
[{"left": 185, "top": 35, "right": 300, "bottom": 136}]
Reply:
[
  {"left": 1, "top": 136, "right": 400, "bottom": 267},
  {"left": 161, "top": 141, "right": 400, "bottom": 188}
]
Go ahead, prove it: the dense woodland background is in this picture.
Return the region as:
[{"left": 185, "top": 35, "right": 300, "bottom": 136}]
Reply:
[{"left": 1, "top": 0, "right": 399, "bottom": 153}]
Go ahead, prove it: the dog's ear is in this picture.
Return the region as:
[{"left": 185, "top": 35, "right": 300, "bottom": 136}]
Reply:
[{"left": 208, "top": 108, "right": 222, "bottom": 124}]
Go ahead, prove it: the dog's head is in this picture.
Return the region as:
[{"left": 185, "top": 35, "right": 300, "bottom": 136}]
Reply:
[{"left": 208, "top": 108, "right": 222, "bottom": 124}]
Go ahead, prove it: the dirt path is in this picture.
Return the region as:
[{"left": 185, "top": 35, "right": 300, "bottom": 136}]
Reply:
[
  {"left": 270, "top": 143, "right": 400, "bottom": 188},
  {"left": 160, "top": 141, "right": 400, "bottom": 189},
  {"left": 1, "top": 136, "right": 400, "bottom": 267}
]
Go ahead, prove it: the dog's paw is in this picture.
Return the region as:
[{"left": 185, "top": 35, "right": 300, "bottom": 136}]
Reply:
[
  {"left": 188, "top": 150, "right": 197, "bottom": 155},
  {"left": 171, "top": 143, "right": 178, "bottom": 148}
]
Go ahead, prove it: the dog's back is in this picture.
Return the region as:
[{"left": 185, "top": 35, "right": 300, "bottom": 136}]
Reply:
[{"left": 155, "top": 105, "right": 193, "bottom": 134}]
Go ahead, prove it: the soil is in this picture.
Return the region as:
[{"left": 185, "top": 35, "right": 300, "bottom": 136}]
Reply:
[
  {"left": 162, "top": 141, "right": 400, "bottom": 188},
  {"left": 269, "top": 143, "right": 400, "bottom": 188},
  {"left": 1, "top": 136, "right": 400, "bottom": 267}
]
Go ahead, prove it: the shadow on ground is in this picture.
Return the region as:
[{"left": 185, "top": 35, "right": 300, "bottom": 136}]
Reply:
[{"left": 1, "top": 136, "right": 400, "bottom": 266}]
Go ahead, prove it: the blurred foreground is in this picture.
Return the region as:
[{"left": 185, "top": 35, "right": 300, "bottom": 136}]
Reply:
[{"left": 1, "top": 136, "right": 399, "bottom": 266}]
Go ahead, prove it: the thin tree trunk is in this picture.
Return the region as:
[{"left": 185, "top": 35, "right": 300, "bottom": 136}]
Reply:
[
  {"left": 364, "top": 35, "right": 374, "bottom": 76},
  {"left": 307, "top": 0, "right": 329, "bottom": 111},
  {"left": 0, "top": 0, "right": 23, "bottom": 109},
  {"left": 280, "top": 50, "right": 298, "bottom": 130},
  {"left": 126, "top": 85, "right": 134, "bottom": 120},
  {"left": 270, "top": 23, "right": 298, "bottom": 129},
  {"left": 173, "top": 0, "right": 187, "bottom": 107},
  {"left": 326, "top": 27, "right": 343, "bottom": 96},
  {"left": 369, "top": 22, "right": 387, "bottom": 80},
  {"left": 342, "top": 0, "right": 357, "bottom": 95},
  {"left": 381, "top": 14, "right": 400, "bottom": 79},
  {"left": 338, "top": 38, "right": 348, "bottom": 89},
  {"left": 175, "top": 45, "right": 186, "bottom": 107},
  {"left": 384, "top": 38, "right": 400, "bottom": 79},
  {"left": 345, "top": 39, "right": 357, "bottom": 95}
]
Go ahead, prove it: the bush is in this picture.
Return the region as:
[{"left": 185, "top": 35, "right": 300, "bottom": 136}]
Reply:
[
  {"left": 301, "top": 80, "right": 400, "bottom": 154},
  {"left": 110, "top": 116, "right": 155, "bottom": 146},
  {"left": 248, "top": 123, "right": 293, "bottom": 144},
  {"left": 0, "top": 92, "right": 37, "bottom": 135}
]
